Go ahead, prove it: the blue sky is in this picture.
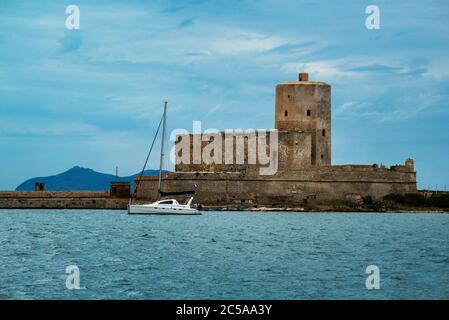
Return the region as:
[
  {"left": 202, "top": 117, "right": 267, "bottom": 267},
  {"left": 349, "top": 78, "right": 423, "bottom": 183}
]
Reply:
[{"left": 0, "top": 0, "right": 448, "bottom": 190}]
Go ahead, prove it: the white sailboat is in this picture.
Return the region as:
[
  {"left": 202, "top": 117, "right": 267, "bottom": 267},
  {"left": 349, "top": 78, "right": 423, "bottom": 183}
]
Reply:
[
  {"left": 128, "top": 197, "right": 200, "bottom": 215},
  {"left": 128, "top": 102, "right": 200, "bottom": 215}
]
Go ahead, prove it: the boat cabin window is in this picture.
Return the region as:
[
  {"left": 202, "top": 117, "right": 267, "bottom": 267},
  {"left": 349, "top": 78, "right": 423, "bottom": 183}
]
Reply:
[{"left": 159, "top": 200, "right": 173, "bottom": 205}]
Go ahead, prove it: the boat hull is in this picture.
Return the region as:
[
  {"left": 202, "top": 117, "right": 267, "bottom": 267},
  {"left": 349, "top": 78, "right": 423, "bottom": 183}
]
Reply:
[{"left": 128, "top": 204, "right": 201, "bottom": 215}]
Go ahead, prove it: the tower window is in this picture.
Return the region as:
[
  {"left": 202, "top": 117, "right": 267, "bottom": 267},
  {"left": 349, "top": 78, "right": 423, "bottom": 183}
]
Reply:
[
  {"left": 284, "top": 110, "right": 288, "bottom": 117},
  {"left": 322, "top": 129, "right": 326, "bottom": 136},
  {"left": 321, "top": 154, "right": 324, "bottom": 159},
  {"left": 307, "top": 109, "right": 311, "bottom": 116}
]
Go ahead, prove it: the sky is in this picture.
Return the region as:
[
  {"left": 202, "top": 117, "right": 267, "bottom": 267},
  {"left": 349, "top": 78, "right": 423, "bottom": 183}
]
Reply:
[{"left": 0, "top": 0, "right": 448, "bottom": 190}]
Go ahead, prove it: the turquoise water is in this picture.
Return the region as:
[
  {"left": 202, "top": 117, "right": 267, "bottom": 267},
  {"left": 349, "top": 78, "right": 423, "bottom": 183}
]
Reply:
[{"left": 0, "top": 210, "right": 448, "bottom": 299}]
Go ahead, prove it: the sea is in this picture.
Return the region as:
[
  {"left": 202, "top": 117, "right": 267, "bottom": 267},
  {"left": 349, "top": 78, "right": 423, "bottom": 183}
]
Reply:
[{"left": 0, "top": 209, "right": 448, "bottom": 300}]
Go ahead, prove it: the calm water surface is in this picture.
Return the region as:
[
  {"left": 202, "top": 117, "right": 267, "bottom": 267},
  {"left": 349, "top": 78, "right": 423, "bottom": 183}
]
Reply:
[{"left": 0, "top": 210, "right": 448, "bottom": 299}]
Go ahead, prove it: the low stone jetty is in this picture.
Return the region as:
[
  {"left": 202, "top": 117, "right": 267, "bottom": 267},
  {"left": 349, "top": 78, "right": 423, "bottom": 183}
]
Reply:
[{"left": 0, "top": 182, "right": 130, "bottom": 210}]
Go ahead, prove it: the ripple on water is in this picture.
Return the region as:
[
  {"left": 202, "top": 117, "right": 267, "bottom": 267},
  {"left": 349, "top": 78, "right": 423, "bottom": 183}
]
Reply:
[{"left": 0, "top": 210, "right": 448, "bottom": 299}]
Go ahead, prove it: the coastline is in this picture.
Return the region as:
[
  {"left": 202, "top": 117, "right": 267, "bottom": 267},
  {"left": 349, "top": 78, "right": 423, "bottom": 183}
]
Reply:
[
  {"left": 0, "top": 204, "right": 446, "bottom": 214},
  {"left": 1, "top": 190, "right": 447, "bottom": 214},
  {"left": 195, "top": 205, "right": 449, "bottom": 214}
]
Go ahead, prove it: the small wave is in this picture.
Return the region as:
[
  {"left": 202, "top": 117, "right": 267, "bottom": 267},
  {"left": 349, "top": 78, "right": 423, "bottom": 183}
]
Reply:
[{"left": 139, "top": 233, "right": 156, "bottom": 239}]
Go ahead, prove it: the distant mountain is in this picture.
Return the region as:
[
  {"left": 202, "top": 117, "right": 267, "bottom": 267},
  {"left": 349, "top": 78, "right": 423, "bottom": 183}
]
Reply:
[{"left": 15, "top": 166, "right": 161, "bottom": 191}]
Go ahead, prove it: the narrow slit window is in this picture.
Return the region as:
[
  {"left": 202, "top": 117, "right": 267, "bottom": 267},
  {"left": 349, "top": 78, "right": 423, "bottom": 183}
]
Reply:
[
  {"left": 322, "top": 129, "right": 326, "bottom": 136},
  {"left": 284, "top": 110, "right": 288, "bottom": 117},
  {"left": 307, "top": 109, "right": 311, "bottom": 116}
]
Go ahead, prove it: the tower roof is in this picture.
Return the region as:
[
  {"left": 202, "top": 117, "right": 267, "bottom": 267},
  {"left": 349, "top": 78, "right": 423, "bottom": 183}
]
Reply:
[
  {"left": 278, "top": 72, "right": 330, "bottom": 87},
  {"left": 278, "top": 81, "right": 330, "bottom": 86}
]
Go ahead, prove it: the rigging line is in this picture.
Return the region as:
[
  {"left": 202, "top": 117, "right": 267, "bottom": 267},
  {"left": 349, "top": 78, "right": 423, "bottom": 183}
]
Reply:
[{"left": 131, "top": 114, "right": 164, "bottom": 200}]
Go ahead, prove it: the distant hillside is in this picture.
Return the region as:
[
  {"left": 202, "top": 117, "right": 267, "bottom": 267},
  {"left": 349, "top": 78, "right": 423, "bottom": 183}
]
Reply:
[{"left": 15, "top": 166, "right": 160, "bottom": 191}]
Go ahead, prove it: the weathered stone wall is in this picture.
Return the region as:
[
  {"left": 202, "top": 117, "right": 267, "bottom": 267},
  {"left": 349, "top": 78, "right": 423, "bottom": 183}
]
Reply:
[
  {"left": 0, "top": 191, "right": 109, "bottom": 198},
  {"left": 0, "top": 197, "right": 128, "bottom": 209},
  {"left": 0, "top": 189, "right": 129, "bottom": 210},
  {"left": 175, "top": 130, "right": 311, "bottom": 175},
  {"left": 110, "top": 182, "right": 131, "bottom": 198},
  {"left": 175, "top": 132, "right": 258, "bottom": 174},
  {"left": 135, "top": 164, "right": 417, "bottom": 206},
  {"left": 278, "top": 131, "right": 312, "bottom": 171}
]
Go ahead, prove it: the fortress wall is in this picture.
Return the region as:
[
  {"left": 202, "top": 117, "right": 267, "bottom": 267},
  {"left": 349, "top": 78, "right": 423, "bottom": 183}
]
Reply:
[
  {"left": 278, "top": 131, "right": 312, "bottom": 171},
  {"left": 175, "top": 131, "right": 312, "bottom": 174},
  {"left": 135, "top": 168, "right": 417, "bottom": 206},
  {"left": 175, "top": 131, "right": 274, "bottom": 174}
]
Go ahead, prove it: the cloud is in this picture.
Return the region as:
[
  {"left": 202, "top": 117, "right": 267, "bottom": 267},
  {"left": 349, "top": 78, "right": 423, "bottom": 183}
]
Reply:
[
  {"left": 267, "top": 41, "right": 316, "bottom": 54},
  {"left": 344, "top": 63, "right": 427, "bottom": 78},
  {"left": 0, "top": 120, "right": 99, "bottom": 137},
  {"left": 160, "top": 6, "right": 184, "bottom": 14},
  {"left": 345, "top": 64, "right": 404, "bottom": 74},
  {"left": 423, "top": 59, "right": 449, "bottom": 79},
  {"left": 210, "top": 33, "right": 286, "bottom": 55},
  {"left": 335, "top": 101, "right": 371, "bottom": 114},
  {"left": 58, "top": 30, "right": 83, "bottom": 53},
  {"left": 205, "top": 104, "right": 223, "bottom": 117},
  {"left": 281, "top": 60, "right": 358, "bottom": 79},
  {"left": 281, "top": 57, "right": 430, "bottom": 83},
  {"left": 335, "top": 91, "right": 448, "bottom": 123},
  {"left": 177, "top": 18, "right": 195, "bottom": 29}
]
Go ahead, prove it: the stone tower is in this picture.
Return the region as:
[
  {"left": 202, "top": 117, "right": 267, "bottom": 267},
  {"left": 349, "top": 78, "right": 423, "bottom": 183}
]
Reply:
[{"left": 275, "top": 73, "right": 331, "bottom": 166}]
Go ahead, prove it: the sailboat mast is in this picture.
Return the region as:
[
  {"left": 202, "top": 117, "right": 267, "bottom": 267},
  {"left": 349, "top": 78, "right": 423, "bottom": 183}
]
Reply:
[{"left": 157, "top": 101, "right": 167, "bottom": 198}]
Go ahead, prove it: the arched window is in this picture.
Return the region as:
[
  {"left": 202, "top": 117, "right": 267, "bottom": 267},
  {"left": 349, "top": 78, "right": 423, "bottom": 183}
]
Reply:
[
  {"left": 284, "top": 110, "right": 288, "bottom": 117},
  {"left": 321, "top": 154, "right": 324, "bottom": 159},
  {"left": 322, "top": 129, "right": 326, "bottom": 136},
  {"left": 307, "top": 109, "right": 311, "bottom": 116}
]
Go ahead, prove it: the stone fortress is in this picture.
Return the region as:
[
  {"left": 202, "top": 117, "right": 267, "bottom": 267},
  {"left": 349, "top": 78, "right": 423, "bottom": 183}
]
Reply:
[{"left": 135, "top": 73, "right": 417, "bottom": 208}]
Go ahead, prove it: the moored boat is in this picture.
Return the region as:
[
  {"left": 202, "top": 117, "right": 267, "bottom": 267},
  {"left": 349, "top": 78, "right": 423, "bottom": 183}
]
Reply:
[
  {"left": 128, "top": 101, "right": 200, "bottom": 215},
  {"left": 128, "top": 197, "right": 200, "bottom": 215}
]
